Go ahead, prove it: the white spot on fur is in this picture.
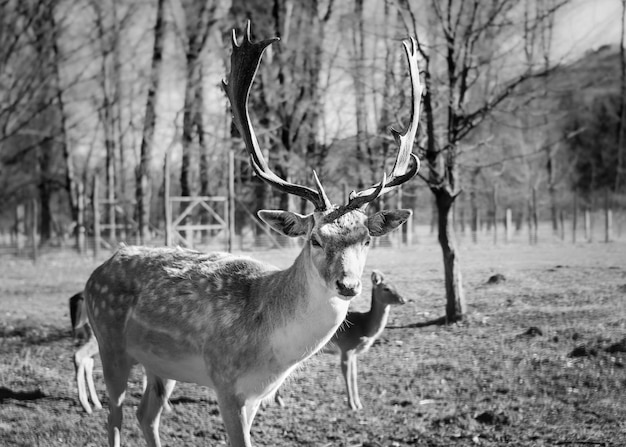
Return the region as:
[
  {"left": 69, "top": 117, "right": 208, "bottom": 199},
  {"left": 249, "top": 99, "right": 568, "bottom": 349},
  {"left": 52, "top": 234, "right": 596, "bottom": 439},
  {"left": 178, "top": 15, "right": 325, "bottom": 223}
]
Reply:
[{"left": 213, "top": 277, "right": 223, "bottom": 291}]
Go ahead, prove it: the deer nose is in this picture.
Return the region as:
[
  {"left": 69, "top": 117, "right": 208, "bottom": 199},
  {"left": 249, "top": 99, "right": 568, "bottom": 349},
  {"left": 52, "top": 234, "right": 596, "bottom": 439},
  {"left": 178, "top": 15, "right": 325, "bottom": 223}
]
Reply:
[{"left": 335, "top": 278, "right": 361, "bottom": 297}]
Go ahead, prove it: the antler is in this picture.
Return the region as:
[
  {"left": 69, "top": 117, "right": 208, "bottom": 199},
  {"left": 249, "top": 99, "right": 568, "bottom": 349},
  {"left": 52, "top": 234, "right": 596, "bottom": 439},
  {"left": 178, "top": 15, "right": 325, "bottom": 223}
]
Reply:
[
  {"left": 346, "top": 37, "right": 423, "bottom": 210},
  {"left": 222, "top": 21, "right": 333, "bottom": 211}
]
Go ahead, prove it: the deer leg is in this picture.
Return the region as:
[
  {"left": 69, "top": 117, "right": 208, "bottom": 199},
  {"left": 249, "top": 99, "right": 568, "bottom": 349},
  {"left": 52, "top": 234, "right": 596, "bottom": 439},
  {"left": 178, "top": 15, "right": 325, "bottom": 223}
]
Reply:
[
  {"left": 216, "top": 390, "right": 251, "bottom": 447},
  {"left": 100, "top": 352, "right": 132, "bottom": 447},
  {"left": 349, "top": 356, "right": 363, "bottom": 410},
  {"left": 74, "top": 336, "right": 100, "bottom": 413},
  {"left": 84, "top": 357, "right": 102, "bottom": 411},
  {"left": 75, "top": 355, "right": 91, "bottom": 414},
  {"left": 136, "top": 371, "right": 176, "bottom": 447},
  {"left": 340, "top": 350, "right": 358, "bottom": 410},
  {"left": 244, "top": 399, "right": 261, "bottom": 432}
]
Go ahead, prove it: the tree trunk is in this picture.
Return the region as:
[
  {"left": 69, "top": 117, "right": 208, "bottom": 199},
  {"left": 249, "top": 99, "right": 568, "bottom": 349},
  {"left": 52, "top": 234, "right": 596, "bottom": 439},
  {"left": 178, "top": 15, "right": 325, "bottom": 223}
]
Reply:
[
  {"left": 615, "top": 0, "right": 626, "bottom": 192},
  {"left": 470, "top": 168, "right": 479, "bottom": 243},
  {"left": 352, "top": 0, "right": 367, "bottom": 188},
  {"left": 197, "top": 65, "right": 209, "bottom": 196},
  {"left": 547, "top": 144, "right": 557, "bottom": 234},
  {"left": 37, "top": 140, "right": 53, "bottom": 242},
  {"left": 434, "top": 187, "right": 465, "bottom": 323},
  {"left": 93, "top": 1, "right": 118, "bottom": 240},
  {"left": 112, "top": 0, "right": 127, "bottom": 202},
  {"left": 180, "top": 58, "right": 198, "bottom": 200},
  {"left": 47, "top": 2, "right": 77, "bottom": 226},
  {"left": 136, "top": 0, "right": 165, "bottom": 243}
]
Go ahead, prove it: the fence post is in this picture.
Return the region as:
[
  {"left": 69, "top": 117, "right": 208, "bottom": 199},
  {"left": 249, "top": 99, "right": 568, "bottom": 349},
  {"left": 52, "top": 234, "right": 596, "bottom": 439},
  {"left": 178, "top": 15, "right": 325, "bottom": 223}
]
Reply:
[
  {"left": 604, "top": 189, "right": 612, "bottom": 243},
  {"left": 16, "top": 204, "right": 25, "bottom": 255},
  {"left": 30, "top": 198, "right": 38, "bottom": 262},
  {"left": 492, "top": 186, "right": 498, "bottom": 245},
  {"left": 93, "top": 176, "right": 101, "bottom": 259},
  {"left": 77, "top": 181, "right": 86, "bottom": 254},
  {"left": 572, "top": 191, "right": 577, "bottom": 243},
  {"left": 228, "top": 149, "right": 235, "bottom": 253},
  {"left": 406, "top": 212, "right": 413, "bottom": 246},
  {"left": 164, "top": 152, "right": 172, "bottom": 247},
  {"left": 531, "top": 187, "right": 538, "bottom": 244},
  {"left": 584, "top": 208, "right": 591, "bottom": 242},
  {"left": 505, "top": 208, "right": 512, "bottom": 243},
  {"left": 472, "top": 208, "right": 479, "bottom": 244}
]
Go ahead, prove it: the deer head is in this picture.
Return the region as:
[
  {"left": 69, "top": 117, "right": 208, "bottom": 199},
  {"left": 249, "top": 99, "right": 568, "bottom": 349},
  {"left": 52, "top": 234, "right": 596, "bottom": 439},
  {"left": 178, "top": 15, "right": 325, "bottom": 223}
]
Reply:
[
  {"left": 223, "top": 22, "right": 423, "bottom": 298},
  {"left": 371, "top": 270, "right": 406, "bottom": 306}
]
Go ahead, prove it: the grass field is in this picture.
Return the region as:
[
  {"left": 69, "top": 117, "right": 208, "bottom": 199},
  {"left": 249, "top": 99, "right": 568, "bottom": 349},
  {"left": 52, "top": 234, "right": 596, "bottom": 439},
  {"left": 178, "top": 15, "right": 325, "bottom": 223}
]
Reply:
[{"left": 1, "top": 241, "right": 625, "bottom": 446}]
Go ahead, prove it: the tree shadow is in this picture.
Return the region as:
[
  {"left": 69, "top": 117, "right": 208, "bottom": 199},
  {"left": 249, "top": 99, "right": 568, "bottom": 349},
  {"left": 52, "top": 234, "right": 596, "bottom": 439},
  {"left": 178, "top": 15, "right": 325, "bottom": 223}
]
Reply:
[
  {"left": 0, "top": 325, "right": 70, "bottom": 346},
  {"left": 387, "top": 315, "right": 449, "bottom": 329},
  {"left": 0, "top": 386, "right": 47, "bottom": 403}
]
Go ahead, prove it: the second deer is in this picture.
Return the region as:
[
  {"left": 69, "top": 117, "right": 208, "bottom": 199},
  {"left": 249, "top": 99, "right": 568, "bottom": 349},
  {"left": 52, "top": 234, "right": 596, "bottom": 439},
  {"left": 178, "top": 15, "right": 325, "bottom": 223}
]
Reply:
[
  {"left": 70, "top": 291, "right": 103, "bottom": 414},
  {"left": 70, "top": 292, "right": 155, "bottom": 415},
  {"left": 332, "top": 270, "right": 406, "bottom": 410}
]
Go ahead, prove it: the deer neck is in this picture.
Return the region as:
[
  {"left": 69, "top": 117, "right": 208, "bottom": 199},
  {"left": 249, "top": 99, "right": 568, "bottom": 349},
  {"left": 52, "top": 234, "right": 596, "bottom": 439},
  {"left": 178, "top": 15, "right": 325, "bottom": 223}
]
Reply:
[
  {"left": 268, "top": 244, "right": 350, "bottom": 365},
  {"left": 365, "top": 292, "right": 391, "bottom": 337}
]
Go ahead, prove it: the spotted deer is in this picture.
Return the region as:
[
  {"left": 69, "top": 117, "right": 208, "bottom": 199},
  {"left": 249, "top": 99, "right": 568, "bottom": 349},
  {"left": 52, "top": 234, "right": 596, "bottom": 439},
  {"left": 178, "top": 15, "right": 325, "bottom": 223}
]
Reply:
[
  {"left": 333, "top": 270, "right": 406, "bottom": 410},
  {"left": 84, "top": 22, "right": 423, "bottom": 447}
]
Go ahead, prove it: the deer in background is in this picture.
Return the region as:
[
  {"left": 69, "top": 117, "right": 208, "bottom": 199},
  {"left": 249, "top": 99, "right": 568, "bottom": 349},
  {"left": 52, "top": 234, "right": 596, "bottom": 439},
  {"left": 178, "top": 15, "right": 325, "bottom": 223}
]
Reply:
[
  {"left": 83, "top": 21, "right": 423, "bottom": 447},
  {"left": 71, "top": 292, "right": 156, "bottom": 415},
  {"left": 333, "top": 270, "right": 406, "bottom": 410},
  {"left": 70, "top": 291, "right": 103, "bottom": 414}
]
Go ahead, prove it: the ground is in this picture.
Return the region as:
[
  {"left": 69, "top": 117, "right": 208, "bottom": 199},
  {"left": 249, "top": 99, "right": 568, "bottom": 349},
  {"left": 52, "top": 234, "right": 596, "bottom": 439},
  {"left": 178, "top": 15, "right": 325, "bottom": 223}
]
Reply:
[{"left": 1, "top": 241, "right": 625, "bottom": 446}]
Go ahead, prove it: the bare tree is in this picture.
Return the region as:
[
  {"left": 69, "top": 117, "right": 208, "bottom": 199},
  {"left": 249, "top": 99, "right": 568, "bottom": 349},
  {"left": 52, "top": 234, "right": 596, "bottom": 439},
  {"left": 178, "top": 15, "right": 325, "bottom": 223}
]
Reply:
[
  {"left": 178, "top": 0, "right": 222, "bottom": 201},
  {"left": 229, "top": 0, "right": 334, "bottom": 218},
  {"left": 351, "top": 0, "right": 368, "bottom": 189},
  {"left": 136, "top": 0, "right": 166, "bottom": 243},
  {"left": 398, "top": 0, "right": 568, "bottom": 322},
  {"left": 616, "top": 0, "right": 626, "bottom": 192}
]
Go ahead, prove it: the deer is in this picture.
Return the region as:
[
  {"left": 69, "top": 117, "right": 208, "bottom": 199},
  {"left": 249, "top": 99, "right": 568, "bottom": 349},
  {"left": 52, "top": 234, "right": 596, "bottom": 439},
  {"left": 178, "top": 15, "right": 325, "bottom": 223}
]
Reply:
[
  {"left": 70, "top": 291, "right": 103, "bottom": 414},
  {"left": 83, "top": 21, "right": 423, "bottom": 447},
  {"left": 271, "top": 270, "right": 405, "bottom": 410},
  {"left": 70, "top": 291, "right": 157, "bottom": 415},
  {"left": 333, "top": 270, "right": 406, "bottom": 410}
]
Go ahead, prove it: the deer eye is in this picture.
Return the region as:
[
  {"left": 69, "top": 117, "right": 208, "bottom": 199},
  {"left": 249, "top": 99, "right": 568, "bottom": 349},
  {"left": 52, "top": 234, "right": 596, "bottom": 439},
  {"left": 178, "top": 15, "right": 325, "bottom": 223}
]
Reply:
[
  {"left": 311, "top": 237, "right": 322, "bottom": 248},
  {"left": 364, "top": 239, "right": 371, "bottom": 247}
]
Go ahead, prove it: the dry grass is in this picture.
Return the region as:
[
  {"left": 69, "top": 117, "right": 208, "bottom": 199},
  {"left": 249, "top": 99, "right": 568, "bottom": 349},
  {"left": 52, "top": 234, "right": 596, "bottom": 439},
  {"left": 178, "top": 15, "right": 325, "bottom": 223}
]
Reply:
[{"left": 1, "top": 241, "right": 625, "bottom": 446}]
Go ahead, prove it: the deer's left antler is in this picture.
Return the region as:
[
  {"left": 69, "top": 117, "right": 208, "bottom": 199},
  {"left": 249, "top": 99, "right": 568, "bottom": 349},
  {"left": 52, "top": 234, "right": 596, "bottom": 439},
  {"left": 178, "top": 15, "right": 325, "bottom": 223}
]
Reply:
[{"left": 346, "top": 37, "right": 422, "bottom": 210}]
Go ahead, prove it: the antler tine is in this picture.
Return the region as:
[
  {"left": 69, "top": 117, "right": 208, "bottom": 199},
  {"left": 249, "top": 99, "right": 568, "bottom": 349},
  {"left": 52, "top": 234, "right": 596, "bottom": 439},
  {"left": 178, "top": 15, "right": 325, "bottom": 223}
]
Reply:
[
  {"left": 222, "top": 21, "right": 331, "bottom": 211},
  {"left": 347, "top": 37, "right": 422, "bottom": 209}
]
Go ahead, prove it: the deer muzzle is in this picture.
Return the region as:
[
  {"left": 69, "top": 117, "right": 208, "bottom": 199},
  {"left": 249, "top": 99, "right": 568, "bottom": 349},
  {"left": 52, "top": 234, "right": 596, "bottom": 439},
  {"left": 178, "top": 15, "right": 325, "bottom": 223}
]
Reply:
[{"left": 335, "top": 277, "right": 362, "bottom": 298}]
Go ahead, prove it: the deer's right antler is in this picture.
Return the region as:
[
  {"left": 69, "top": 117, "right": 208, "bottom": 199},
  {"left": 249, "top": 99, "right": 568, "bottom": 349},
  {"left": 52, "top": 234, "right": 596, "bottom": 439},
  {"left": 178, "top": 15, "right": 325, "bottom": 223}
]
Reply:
[{"left": 223, "top": 21, "right": 333, "bottom": 211}]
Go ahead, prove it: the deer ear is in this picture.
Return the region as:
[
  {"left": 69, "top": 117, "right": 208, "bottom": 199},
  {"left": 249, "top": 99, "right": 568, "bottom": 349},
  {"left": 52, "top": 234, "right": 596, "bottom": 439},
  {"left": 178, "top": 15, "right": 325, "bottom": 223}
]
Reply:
[
  {"left": 371, "top": 270, "right": 384, "bottom": 285},
  {"left": 366, "top": 209, "right": 412, "bottom": 237},
  {"left": 258, "top": 210, "right": 312, "bottom": 238}
]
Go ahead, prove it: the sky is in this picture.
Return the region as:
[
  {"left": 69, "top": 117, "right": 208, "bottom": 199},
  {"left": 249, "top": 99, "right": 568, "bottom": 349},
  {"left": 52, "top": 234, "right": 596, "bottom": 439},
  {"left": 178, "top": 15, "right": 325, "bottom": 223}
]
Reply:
[{"left": 554, "top": 0, "right": 624, "bottom": 61}]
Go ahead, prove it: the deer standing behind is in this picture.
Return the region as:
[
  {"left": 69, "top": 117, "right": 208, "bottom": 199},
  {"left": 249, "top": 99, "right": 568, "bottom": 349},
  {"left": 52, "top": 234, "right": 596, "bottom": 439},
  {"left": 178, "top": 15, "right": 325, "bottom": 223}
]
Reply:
[
  {"left": 332, "top": 270, "right": 406, "bottom": 410},
  {"left": 70, "top": 291, "right": 103, "bottom": 414},
  {"left": 84, "top": 22, "right": 423, "bottom": 447},
  {"left": 70, "top": 292, "right": 154, "bottom": 415}
]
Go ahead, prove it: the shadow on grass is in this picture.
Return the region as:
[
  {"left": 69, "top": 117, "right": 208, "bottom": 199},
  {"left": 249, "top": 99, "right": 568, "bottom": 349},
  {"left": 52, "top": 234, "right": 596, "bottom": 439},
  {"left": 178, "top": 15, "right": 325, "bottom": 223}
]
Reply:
[
  {"left": 0, "top": 324, "right": 70, "bottom": 346},
  {"left": 0, "top": 386, "right": 46, "bottom": 403},
  {"left": 388, "top": 315, "right": 449, "bottom": 329}
]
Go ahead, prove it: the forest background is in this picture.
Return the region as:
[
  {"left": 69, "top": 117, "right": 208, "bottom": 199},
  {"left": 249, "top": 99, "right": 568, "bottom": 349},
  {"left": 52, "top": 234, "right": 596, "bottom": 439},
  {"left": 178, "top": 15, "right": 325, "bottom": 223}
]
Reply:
[{"left": 1, "top": 0, "right": 625, "bottom": 321}]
